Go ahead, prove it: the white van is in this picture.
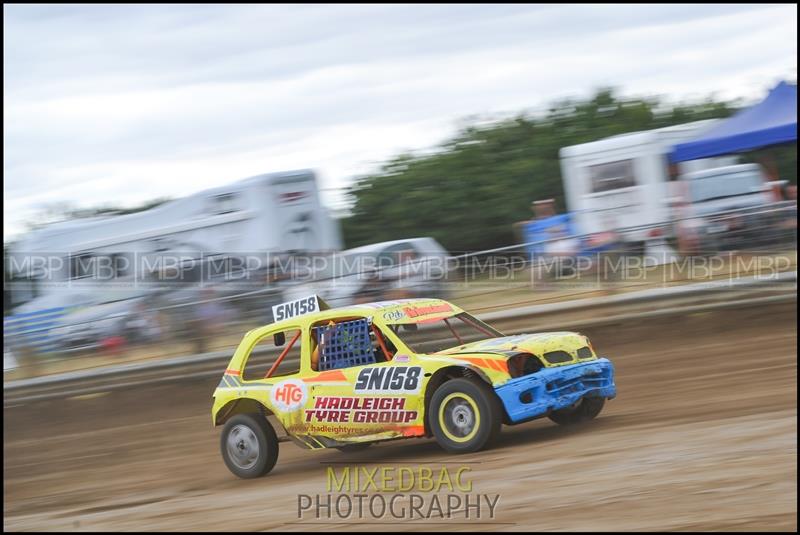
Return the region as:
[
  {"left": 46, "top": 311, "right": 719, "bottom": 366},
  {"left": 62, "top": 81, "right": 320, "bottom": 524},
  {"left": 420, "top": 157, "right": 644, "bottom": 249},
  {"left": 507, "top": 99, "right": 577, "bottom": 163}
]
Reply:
[
  {"left": 278, "top": 237, "right": 451, "bottom": 309},
  {"left": 559, "top": 120, "right": 738, "bottom": 248}
]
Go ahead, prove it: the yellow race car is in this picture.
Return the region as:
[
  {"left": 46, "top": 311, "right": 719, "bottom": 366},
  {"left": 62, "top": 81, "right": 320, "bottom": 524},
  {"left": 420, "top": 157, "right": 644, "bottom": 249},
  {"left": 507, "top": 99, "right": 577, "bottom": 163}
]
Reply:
[{"left": 212, "top": 296, "right": 616, "bottom": 478}]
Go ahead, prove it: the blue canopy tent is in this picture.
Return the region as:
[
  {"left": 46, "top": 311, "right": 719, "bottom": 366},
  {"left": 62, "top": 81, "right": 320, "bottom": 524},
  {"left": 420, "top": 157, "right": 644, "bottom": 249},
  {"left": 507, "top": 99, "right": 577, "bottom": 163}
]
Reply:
[{"left": 670, "top": 81, "right": 797, "bottom": 163}]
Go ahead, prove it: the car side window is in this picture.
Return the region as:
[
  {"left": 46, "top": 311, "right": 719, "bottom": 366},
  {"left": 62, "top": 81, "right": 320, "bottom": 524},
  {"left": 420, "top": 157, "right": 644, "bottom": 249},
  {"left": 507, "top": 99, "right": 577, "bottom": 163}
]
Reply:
[
  {"left": 242, "top": 328, "right": 302, "bottom": 381},
  {"left": 309, "top": 319, "right": 396, "bottom": 371}
]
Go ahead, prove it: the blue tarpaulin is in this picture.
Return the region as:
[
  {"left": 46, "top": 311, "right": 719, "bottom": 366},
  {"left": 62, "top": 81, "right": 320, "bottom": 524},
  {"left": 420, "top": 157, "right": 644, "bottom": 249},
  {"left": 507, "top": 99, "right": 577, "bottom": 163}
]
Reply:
[{"left": 670, "top": 81, "right": 797, "bottom": 163}]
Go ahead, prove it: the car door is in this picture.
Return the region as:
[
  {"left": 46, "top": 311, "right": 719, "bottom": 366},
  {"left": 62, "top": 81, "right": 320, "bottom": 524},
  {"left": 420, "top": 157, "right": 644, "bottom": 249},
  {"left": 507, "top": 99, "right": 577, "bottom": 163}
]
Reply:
[
  {"left": 302, "top": 317, "right": 427, "bottom": 446},
  {"left": 237, "top": 324, "right": 309, "bottom": 437}
]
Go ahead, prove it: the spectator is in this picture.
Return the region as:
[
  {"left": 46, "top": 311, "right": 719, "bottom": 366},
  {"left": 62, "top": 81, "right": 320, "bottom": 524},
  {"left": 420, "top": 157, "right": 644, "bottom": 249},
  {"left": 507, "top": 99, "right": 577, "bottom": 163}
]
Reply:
[
  {"left": 193, "top": 288, "right": 227, "bottom": 353},
  {"left": 101, "top": 334, "right": 126, "bottom": 357},
  {"left": 513, "top": 199, "right": 557, "bottom": 242},
  {"left": 124, "top": 302, "right": 163, "bottom": 345}
]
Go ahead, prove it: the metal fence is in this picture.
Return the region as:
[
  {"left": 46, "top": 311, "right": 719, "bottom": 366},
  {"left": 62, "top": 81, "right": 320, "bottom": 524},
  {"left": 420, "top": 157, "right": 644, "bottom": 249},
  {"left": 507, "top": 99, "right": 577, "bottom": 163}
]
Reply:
[
  {"left": 3, "top": 306, "right": 79, "bottom": 354},
  {"left": 3, "top": 201, "right": 796, "bottom": 376}
]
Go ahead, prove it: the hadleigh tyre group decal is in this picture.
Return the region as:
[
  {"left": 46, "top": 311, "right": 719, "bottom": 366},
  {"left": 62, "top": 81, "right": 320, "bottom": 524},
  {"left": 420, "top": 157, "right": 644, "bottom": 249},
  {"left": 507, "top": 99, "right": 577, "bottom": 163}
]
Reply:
[
  {"left": 305, "top": 396, "right": 418, "bottom": 423},
  {"left": 354, "top": 366, "right": 422, "bottom": 393}
]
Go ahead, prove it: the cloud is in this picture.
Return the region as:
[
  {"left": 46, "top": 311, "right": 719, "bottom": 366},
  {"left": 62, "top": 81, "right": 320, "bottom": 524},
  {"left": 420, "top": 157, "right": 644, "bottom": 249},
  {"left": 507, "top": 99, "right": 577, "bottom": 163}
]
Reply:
[{"left": 3, "top": 4, "right": 797, "bottom": 240}]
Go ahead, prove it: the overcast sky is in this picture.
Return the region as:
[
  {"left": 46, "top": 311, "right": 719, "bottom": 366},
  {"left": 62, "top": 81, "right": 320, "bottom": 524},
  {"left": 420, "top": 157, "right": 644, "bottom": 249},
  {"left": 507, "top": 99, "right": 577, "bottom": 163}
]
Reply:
[{"left": 3, "top": 4, "right": 797, "bottom": 241}]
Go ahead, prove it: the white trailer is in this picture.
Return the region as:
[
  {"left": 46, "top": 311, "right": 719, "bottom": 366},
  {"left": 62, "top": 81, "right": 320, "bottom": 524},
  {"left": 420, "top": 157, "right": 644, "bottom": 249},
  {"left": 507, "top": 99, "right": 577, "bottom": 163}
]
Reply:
[
  {"left": 7, "top": 169, "right": 343, "bottom": 312},
  {"left": 559, "top": 120, "right": 738, "bottom": 247}
]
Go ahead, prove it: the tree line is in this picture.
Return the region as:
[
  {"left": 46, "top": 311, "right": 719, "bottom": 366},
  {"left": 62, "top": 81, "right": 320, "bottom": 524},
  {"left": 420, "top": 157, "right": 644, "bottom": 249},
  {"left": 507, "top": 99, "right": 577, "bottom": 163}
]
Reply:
[
  {"left": 340, "top": 88, "right": 796, "bottom": 252},
  {"left": 7, "top": 87, "right": 796, "bottom": 257}
]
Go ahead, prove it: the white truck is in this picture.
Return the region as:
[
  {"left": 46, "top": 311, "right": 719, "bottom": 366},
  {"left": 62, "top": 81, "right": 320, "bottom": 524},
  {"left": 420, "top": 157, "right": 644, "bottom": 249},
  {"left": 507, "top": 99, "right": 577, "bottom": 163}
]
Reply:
[
  {"left": 670, "top": 163, "right": 790, "bottom": 254},
  {"left": 6, "top": 169, "right": 343, "bottom": 313},
  {"left": 558, "top": 120, "right": 742, "bottom": 251}
]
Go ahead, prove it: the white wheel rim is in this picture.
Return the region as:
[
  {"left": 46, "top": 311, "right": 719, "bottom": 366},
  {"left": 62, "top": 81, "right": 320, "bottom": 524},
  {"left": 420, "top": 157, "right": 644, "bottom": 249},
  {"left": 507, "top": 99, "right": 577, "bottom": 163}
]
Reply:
[{"left": 227, "top": 424, "right": 260, "bottom": 469}]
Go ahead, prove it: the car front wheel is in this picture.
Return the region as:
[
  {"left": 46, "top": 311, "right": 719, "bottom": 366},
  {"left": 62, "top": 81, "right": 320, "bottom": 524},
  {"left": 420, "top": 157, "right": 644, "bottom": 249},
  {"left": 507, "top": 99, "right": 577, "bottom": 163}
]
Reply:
[{"left": 428, "top": 378, "right": 502, "bottom": 453}]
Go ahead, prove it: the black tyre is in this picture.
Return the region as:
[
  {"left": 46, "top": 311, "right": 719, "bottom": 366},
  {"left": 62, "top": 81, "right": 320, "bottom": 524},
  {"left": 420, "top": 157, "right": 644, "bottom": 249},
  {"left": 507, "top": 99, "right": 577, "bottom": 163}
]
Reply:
[
  {"left": 548, "top": 396, "right": 605, "bottom": 426},
  {"left": 428, "top": 378, "right": 502, "bottom": 453},
  {"left": 335, "top": 442, "right": 372, "bottom": 453},
  {"left": 220, "top": 414, "right": 279, "bottom": 479}
]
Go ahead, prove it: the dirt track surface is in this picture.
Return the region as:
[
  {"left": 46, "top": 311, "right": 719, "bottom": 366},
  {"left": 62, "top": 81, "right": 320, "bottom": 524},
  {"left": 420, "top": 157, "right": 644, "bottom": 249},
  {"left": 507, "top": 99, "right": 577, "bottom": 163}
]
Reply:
[{"left": 4, "top": 301, "right": 797, "bottom": 531}]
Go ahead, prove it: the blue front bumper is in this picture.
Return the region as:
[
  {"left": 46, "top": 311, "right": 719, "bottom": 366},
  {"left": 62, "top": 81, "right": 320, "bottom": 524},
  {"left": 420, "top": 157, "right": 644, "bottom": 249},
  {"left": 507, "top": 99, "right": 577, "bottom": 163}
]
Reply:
[{"left": 494, "top": 358, "right": 616, "bottom": 423}]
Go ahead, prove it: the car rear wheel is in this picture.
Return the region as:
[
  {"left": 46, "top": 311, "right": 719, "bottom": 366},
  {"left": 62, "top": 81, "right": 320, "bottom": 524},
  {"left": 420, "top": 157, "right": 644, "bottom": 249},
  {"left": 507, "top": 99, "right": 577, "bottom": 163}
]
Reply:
[
  {"left": 220, "top": 414, "right": 279, "bottom": 479},
  {"left": 548, "top": 396, "right": 605, "bottom": 425},
  {"left": 429, "top": 378, "right": 502, "bottom": 453}
]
